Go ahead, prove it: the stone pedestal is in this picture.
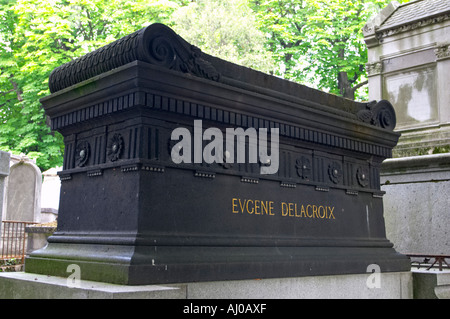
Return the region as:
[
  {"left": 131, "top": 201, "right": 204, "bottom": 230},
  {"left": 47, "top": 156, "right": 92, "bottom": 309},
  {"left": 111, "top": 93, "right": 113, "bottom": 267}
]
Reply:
[
  {"left": 435, "top": 271, "right": 450, "bottom": 299},
  {"left": 25, "top": 224, "right": 56, "bottom": 254},
  {"left": 0, "top": 272, "right": 184, "bottom": 299},
  {"left": 381, "top": 154, "right": 450, "bottom": 255},
  {"left": 411, "top": 268, "right": 450, "bottom": 299},
  {"left": 0, "top": 271, "right": 412, "bottom": 299}
]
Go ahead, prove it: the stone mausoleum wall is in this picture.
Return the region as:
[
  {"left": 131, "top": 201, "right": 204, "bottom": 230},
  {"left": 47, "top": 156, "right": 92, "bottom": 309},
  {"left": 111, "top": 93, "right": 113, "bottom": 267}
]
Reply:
[{"left": 364, "top": 0, "right": 450, "bottom": 260}]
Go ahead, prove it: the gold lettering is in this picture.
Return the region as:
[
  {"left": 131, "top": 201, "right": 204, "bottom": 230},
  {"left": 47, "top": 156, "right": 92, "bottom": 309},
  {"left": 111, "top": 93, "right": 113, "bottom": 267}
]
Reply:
[
  {"left": 232, "top": 198, "right": 335, "bottom": 220},
  {"left": 281, "top": 202, "right": 288, "bottom": 216},
  {"left": 246, "top": 199, "right": 254, "bottom": 214},
  {"left": 295, "top": 203, "right": 301, "bottom": 217},
  {"left": 269, "top": 201, "right": 275, "bottom": 215},
  {"left": 306, "top": 205, "right": 312, "bottom": 218},
  {"left": 318, "top": 206, "right": 325, "bottom": 219},
  {"left": 238, "top": 199, "right": 245, "bottom": 213},
  {"left": 288, "top": 203, "right": 294, "bottom": 217},
  {"left": 232, "top": 198, "right": 239, "bottom": 213},
  {"left": 328, "top": 206, "right": 335, "bottom": 219},
  {"left": 300, "top": 205, "right": 306, "bottom": 217},
  {"left": 254, "top": 200, "right": 260, "bottom": 215},
  {"left": 261, "top": 201, "right": 268, "bottom": 215}
]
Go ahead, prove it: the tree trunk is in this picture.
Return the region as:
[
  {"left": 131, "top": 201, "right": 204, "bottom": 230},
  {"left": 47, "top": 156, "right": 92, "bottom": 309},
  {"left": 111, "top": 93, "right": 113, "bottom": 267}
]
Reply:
[
  {"left": 337, "top": 48, "right": 354, "bottom": 100},
  {"left": 338, "top": 71, "right": 355, "bottom": 100}
]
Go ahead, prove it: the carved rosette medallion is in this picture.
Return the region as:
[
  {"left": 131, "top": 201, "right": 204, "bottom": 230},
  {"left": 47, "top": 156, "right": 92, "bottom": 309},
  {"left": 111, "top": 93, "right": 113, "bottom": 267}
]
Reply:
[
  {"left": 375, "top": 105, "right": 395, "bottom": 129},
  {"left": 295, "top": 156, "right": 311, "bottom": 180},
  {"left": 75, "top": 141, "right": 90, "bottom": 167},
  {"left": 356, "top": 166, "right": 369, "bottom": 187},
  {"left": 107, "top": 133, "right": 124, "bottom": 162},
  {"left": 328, "top": 162, "right": 342, "bottom": 184}
]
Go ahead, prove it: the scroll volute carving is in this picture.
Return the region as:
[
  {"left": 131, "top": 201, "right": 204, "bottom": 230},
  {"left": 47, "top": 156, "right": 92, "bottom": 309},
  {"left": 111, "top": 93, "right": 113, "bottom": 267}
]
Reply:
[
  {"left": 357, "top": 100, "right": 396, "bottom": 131},
  {"left": 49, "top": 23, "right": 220, "bottom": 93}
]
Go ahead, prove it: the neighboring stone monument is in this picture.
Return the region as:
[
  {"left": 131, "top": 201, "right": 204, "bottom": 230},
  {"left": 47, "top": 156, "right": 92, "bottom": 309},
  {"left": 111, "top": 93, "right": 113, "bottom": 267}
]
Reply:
[
  {"left": 364, "top": 0, "right": 450, "bottom": 298},
  {"left": 24, "top": 167, "right": 60, "bottom": 256},
  {"left": 363, "top": 0, "right": 450, "bottom": 256},
  {"left": 364, "top": 0, "right": 450, "bottom": 157},
  {"left": 0, "top": 151, "right": 11, "bottom": 238},
  {"left": 3, "top": 154, "right": 41, "bottom": 223},
  {"left": 381, "top": 154, "right": 450, "bottom": 255},
  {"left": 25, "top": 23, "right": 409, "bottom": 285}
]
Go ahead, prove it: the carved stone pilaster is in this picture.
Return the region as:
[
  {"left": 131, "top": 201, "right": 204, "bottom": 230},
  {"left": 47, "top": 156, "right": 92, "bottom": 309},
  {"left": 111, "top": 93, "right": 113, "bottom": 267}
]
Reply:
[
  {"left": 366, "top": 61, "right": 383, "bottom": 76},
  {"left": 435, "top": 43, "right": 450, "bottom": 61}
]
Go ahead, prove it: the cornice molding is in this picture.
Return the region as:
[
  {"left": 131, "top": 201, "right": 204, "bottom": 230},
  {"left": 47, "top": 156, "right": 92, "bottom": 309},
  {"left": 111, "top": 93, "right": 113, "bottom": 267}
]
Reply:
[{"left": 376, "top": 13, "right": 450, "bottom": 40}]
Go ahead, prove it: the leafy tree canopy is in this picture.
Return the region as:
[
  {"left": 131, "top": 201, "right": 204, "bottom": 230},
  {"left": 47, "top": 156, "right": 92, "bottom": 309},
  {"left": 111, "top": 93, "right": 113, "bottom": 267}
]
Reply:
[
  {"left": 171, "top": 0, "right": 276, "bottom": 74},
  {"left": 0, "top": 0, "right": 187, "bottom": 171},
  {"left": 250, "top": 0, "right": 409, "bottom": 100}
]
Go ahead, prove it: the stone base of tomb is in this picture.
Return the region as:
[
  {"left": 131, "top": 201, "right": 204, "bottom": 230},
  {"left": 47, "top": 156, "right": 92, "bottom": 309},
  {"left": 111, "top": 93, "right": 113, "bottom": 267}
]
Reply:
[
  {"left": 0, "top": 270, "right": 413, "bottom": 299},
  {"left": 24, "top": 240, "right": 410, "bottom": 286}
]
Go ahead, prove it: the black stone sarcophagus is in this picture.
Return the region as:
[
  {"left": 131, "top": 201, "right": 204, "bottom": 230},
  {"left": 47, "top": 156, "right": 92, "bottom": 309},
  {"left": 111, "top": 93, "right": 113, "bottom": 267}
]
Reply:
[{"left": 26, "top": 23, "right": 410, "bottom": 285}]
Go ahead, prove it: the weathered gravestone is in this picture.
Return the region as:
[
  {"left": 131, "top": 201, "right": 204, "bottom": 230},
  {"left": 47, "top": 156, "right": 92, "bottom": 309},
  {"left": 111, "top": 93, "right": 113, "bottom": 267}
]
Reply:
[
  {"left": 0, "top": 151, "right": 10, "bottom": 238},
  {"left": 25, "top": 23, "right": 410, "bottom": 285},
  {"left": 4, "top": 154, "right": 41, "bottom": 223}
]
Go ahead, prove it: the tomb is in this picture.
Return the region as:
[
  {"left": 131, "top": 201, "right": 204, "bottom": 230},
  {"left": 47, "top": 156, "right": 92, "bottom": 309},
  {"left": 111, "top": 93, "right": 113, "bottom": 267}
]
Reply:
[{"left": 25, "top": 23, "right": 410, "bottom": 285}]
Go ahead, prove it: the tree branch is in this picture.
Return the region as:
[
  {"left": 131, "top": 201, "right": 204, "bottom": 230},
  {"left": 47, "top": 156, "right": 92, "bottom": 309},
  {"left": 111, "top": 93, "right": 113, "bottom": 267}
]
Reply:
[
  {"left": 352, "top": 80, "right": 368, "bottom": 91},
  {"left": 0, "top": 88, "right": 15, "bottom": 97}
]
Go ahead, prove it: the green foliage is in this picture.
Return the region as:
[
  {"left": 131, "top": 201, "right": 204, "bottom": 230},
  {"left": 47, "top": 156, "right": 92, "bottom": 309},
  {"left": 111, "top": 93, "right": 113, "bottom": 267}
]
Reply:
[
  {"left": 0, "top": 258, "right": 20, "bottom": 272},
  {"left": 171, "top": 0, "right": 276, "bottom": 74},
  {"left": 250, "top": 0, "right": 410, "bottom": 100},
  {"left": 0, "top": 0, "right": 187, "bottom": 171},
  {"left": 432, "top": 145, "right": 450, "bottom": 154},
  {"left": 249, "top": 0, "right": 315, "bottom": 81}
]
